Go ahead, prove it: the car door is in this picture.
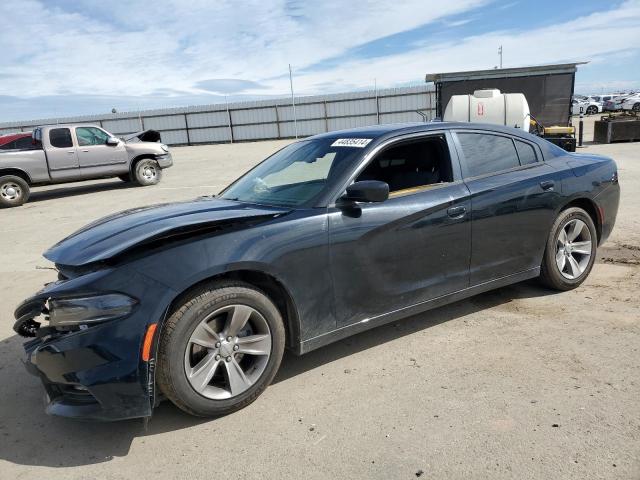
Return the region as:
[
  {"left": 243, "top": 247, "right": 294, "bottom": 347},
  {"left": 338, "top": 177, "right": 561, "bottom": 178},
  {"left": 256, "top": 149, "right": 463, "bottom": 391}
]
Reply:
[
  {"left": 328, "top": 131, "right": 471, "bottom": 327},
  {"left": 44, "top": 127, "right": 81, "bottom": 180},
  {"left": 75, "top": 126, "right": 128, "bottom": 170},
  {"left": 452, "top": 130, "right": 559, "bottom": 285}
]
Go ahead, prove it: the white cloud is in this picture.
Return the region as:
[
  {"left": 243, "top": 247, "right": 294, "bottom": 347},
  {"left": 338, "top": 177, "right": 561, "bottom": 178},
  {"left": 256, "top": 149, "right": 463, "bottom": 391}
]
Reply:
[
  {"left": 0, "top": 0, "right": 489, "bottom": 97},
  {"left": 0, "top": 0, "right": 638, "bottom": 118},
  {"left": 288, "top": 0, "right": 640, "bottom": 93}
]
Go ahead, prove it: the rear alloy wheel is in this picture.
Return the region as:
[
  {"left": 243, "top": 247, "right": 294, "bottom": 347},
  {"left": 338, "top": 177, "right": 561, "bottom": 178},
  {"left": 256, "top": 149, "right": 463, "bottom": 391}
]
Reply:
[
  {"left": 540, "top": 207, "right": 597, "bottom": 290},
  {"left": 586, "top": 105, "right": 598, "bottom": 115},
  {"left": 157, "top": 282, "right": 285, "bottom": 417},
  {"left": 133, "top": 158, "right": 162, "bottom": 186},
  {"left": 0, "top": 175, "right": 30, "bottom": 208}
]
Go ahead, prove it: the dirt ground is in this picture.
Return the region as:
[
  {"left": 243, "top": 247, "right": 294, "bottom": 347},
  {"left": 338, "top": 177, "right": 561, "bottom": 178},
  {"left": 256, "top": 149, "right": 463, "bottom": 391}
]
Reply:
[{"left": 0, "top": 119, "right": 638, "bottom": 479}]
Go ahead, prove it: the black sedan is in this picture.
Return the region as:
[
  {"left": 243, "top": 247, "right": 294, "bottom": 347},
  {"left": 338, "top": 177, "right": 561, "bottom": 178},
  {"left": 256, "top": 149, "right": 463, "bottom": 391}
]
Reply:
[{"left": 14, "top": 122, "right": 619, "bottom": 420}]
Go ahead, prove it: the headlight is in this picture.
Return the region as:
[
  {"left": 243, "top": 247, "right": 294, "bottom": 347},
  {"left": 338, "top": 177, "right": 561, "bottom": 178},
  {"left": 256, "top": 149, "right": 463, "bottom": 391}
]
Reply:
[
  {"left": 160, "top": 144, "right": 169, "bottom": 152},
  {"left": 47, "top": 293, "right": 137, "bottom": 327}
]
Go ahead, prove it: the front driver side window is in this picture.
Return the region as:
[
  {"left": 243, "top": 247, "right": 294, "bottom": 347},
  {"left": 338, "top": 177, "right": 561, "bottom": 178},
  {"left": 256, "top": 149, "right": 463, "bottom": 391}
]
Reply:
[
  {"left": 355, "top": 135, "right": 453, "bottom": 196},
  {"left": 76, "top": 127, "right": 110, "bottom": 146}
]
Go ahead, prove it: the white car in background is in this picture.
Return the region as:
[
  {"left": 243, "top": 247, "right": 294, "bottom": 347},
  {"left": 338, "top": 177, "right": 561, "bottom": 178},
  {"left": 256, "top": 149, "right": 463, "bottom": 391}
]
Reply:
[
  {"left": 601, "top": 94, "right": 630, "bottom": 111},
  {"left": 571, "top": 97, "right": 602, "bottom": 115},
  {"left": 591, "top": 94, "right": 622, "bottom": 104},
  {"left": 620, "top": 94, "right": 640, "bottom": 112}
]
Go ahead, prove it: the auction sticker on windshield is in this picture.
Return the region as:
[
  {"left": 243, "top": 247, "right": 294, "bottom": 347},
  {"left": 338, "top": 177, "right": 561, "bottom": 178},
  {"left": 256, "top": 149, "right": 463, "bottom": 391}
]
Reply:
[{"left": 331, "top": 138, "right": 372, "bottom": 148}]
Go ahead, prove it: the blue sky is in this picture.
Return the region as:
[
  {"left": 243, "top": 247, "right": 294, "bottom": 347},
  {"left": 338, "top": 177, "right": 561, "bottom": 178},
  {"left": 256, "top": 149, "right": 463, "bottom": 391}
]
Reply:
[{"left": 0, "top": 0, "right": 638, "bottom": 122}]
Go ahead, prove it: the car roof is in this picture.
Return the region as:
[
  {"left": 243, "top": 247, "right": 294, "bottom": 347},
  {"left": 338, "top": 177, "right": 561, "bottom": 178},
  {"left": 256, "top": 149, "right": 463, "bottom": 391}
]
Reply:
[
  {"left": 307, "top": 121, "right": 535, "bottom": 143},
  {"left": 35, "top": 124, "right": 101, "bottom": 129}
]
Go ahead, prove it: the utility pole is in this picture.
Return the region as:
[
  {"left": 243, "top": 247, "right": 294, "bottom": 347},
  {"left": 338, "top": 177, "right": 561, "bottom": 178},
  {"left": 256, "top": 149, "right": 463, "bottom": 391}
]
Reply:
[
  {"left": 374, "top": 78, "right": 380, "bottom": 124},
  {"left": 289, "top": 64, "right": 298, "bottom": 139},
  {"left": 498, "top": 45, "right": 503, "bottom": 69},
  {"left": 225, "top": 95, "right": 233, "bottom": 144}
]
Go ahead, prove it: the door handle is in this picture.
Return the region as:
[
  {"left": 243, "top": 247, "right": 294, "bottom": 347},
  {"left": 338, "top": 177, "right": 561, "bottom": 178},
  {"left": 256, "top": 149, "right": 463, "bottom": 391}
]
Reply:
[
  {"left": 540, "top": 180, "right": 555, "bottom": 191},
  {"left": 81, "top": 149, "right": 89, "bottom": 152},
  {"left": 67, "top": 151, "right": 76, "bottom": 154},
  {"left": 447, "top": 206, "right": 466, "bottom": 218}
]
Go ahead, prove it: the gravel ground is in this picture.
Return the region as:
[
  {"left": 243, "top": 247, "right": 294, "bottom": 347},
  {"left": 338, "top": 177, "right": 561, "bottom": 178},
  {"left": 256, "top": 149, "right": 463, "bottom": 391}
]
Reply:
[{"left": 0, "top": 121, "right": 638, "bottom": 479}]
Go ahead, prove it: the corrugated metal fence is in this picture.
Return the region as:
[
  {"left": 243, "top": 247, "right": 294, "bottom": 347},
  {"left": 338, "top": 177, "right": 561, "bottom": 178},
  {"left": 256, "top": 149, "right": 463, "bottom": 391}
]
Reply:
[{"left": 0, "top": 85, "right": 435, "bottom": 145}]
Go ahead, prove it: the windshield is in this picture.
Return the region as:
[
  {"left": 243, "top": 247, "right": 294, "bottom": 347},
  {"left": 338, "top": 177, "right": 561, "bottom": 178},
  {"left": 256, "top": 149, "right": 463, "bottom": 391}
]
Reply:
[{"left": 220, "top": 138, "right": 368, "bottom": 207}]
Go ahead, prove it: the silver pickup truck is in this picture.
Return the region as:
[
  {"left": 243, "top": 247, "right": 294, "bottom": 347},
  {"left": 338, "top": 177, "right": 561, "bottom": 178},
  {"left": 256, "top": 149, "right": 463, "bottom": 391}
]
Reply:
[{"left": 0, "top": 124, "right": 173, "bottom": 208}]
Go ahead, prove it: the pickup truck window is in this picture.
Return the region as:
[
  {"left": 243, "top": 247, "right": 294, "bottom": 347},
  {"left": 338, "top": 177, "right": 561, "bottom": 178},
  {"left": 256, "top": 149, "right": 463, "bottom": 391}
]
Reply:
[
  {"left": 49, "top": 128, "right": 73, "bottom": 148},
  {"left": 77, "top": 127, "right": 110, "bottom": 146}
]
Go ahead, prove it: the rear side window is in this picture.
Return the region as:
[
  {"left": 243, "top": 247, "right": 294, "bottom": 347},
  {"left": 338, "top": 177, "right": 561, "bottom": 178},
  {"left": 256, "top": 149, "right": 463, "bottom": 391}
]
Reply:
[
  {"left": 457, "top": 132, "right": 519, "bottom": 177},
  {"left": 49, "top": 128, "right": 73, "bottom": 148},
  {"left": 515, "top": 140, "right": 538, "bottom": 165}
]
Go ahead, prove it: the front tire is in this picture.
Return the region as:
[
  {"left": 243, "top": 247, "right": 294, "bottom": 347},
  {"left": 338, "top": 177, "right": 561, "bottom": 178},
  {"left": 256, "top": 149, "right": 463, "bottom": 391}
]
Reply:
[
  {"left": 133, "top": 158, "right": 162, "bottom": 186},
  {"left": 157, "top": 282, "right": 285, "bottom": 417},
  {"left": 586, "top": 105, "right": 597, "bottom": 115},
  {"left": 539, "top": 207, "right": 597, "bottom": 291},
  {"left": 632, "top": 103, "right": 640, "bottom": 112},
  {"left": 0, "top": 175, "right": 30, "bottom": 208}
]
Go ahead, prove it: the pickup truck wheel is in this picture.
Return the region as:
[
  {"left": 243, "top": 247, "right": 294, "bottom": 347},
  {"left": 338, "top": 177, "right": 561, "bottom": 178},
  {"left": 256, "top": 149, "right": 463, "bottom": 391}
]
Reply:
[
  {"left": 156, "top": 281, "right": 285, "bottom": 417},
  {"left": 134, "top": 158, "right": 162, "bottom": 186},
  {"left": 539, "top": 207, "right": 597, "bottom": 291},
  {"left": 0, "top": 175, "right": 30, "bottom": 208}
]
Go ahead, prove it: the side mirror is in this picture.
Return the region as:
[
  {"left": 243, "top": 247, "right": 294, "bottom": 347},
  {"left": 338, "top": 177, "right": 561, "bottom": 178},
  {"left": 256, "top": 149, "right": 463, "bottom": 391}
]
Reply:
[
  {"left": 106, "top": 137, "right": 119, "bottom": 146},
  {"left": 341, "top": 180, "right": 389, "bottom": 203}
]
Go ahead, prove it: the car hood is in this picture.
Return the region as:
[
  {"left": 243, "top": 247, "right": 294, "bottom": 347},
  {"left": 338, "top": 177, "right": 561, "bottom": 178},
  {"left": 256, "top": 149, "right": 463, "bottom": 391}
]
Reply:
[
  {"left": 122, "top": 129, "right": 162, "bottom": 143},
  {"left": 44, "top": 198, "right": 290, "bottom": 267}
]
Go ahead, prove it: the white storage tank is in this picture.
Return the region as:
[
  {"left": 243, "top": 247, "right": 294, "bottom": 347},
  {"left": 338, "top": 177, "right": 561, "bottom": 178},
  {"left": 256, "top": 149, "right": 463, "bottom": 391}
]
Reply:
[{"left": 443, "top": 89, "right": 530, "bottom": 132}]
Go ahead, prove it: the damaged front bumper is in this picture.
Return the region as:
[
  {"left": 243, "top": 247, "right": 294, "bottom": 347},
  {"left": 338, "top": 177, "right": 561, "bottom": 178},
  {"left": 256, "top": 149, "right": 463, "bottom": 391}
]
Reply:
[
  {"left": 156, "top": 152, "right": 173, "bottom": 169},
  {"left": 14, "top": 267, "right": 175, "bottom": 421},
  {"left": 21, "top": 324, "right": 151, "bottom": 421}
]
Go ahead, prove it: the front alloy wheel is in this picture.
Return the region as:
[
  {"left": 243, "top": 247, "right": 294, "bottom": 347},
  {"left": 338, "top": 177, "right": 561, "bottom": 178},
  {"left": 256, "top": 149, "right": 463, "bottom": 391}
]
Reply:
[
  {"left": 133, "top": 158, "right": 162, "bottom": 186},
  {"left": 184, "top": 304, "right": 272, "bottom": 399},
  {"left": 157, "top": 282, "right": 285, "bottom": 417}
]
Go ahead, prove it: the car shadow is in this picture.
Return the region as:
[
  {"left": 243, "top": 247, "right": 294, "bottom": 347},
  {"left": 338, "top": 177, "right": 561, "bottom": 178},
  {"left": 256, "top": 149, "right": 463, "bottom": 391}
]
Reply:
[
  {"left": 28, "top": 180, "right": 137, "bottom": 203},
  {"left": 273, "top": 279, "right": 556, "bottom": 385},
  {"left": 0, "top": 279, "right": 556, "bottom": 468}
]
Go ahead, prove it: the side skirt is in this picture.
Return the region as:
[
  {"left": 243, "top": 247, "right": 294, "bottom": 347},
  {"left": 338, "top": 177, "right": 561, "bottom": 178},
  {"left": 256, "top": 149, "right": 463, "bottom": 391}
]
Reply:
[{"left": 298, "top": 267, "right": 540, "bottom": 354}]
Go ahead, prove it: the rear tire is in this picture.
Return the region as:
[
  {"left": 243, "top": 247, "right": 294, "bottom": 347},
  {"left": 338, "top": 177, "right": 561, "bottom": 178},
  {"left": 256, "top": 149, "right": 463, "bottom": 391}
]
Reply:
[
  {"left": 0, "top": 175, "right": 30, "bottom": 208},
  {"left": 157, "top": 282, "right": 285, "bottom": 417},
  {"left": 632, "top": 103, "right": 640, "bottom": 112},
  {"left": 133, "top": 158, "right": 162, "bottom": 186},
  {"left": 539, "top": 207, "right": 597, "bottom": 291}
]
